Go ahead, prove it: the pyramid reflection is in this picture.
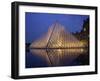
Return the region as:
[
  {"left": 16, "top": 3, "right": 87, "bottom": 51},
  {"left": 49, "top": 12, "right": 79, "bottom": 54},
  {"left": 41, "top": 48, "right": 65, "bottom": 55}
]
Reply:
[{"left": 30, "top": 48, "right": 87, "bottom": 66}]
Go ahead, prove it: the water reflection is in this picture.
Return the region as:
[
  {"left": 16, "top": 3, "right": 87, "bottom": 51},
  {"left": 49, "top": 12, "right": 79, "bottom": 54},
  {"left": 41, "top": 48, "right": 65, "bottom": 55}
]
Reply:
[{"left": 28, "top": 48, "right": 88, "bottom": 67}]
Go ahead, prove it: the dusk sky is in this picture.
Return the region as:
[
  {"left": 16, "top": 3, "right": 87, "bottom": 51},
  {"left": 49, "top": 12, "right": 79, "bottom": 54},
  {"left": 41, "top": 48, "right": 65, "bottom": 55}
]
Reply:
[{"left": 25, "top": 12, "right": 89, "bottom": 43}]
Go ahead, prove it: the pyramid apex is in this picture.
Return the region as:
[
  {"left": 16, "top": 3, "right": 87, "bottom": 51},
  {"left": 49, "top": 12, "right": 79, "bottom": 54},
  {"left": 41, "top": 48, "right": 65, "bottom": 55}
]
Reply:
[{"left": 54, "top": 20, "right": 61, "bottom": 24}]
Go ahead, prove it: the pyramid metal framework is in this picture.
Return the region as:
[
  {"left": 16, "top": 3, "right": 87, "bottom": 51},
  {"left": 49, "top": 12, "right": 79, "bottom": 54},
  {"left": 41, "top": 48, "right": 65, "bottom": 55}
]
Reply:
[{"left": 30, "top": 22, "right": 85, "bottom": 48}]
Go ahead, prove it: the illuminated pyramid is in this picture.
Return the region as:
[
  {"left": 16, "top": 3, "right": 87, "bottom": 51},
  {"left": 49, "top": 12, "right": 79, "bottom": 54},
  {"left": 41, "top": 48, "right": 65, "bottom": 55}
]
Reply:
[
  {"left": 30, "top": 22, "right": 84, "bottom": 48},
  {"left": 29, "top": 22, "right": 86, "bottom": 66}
]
